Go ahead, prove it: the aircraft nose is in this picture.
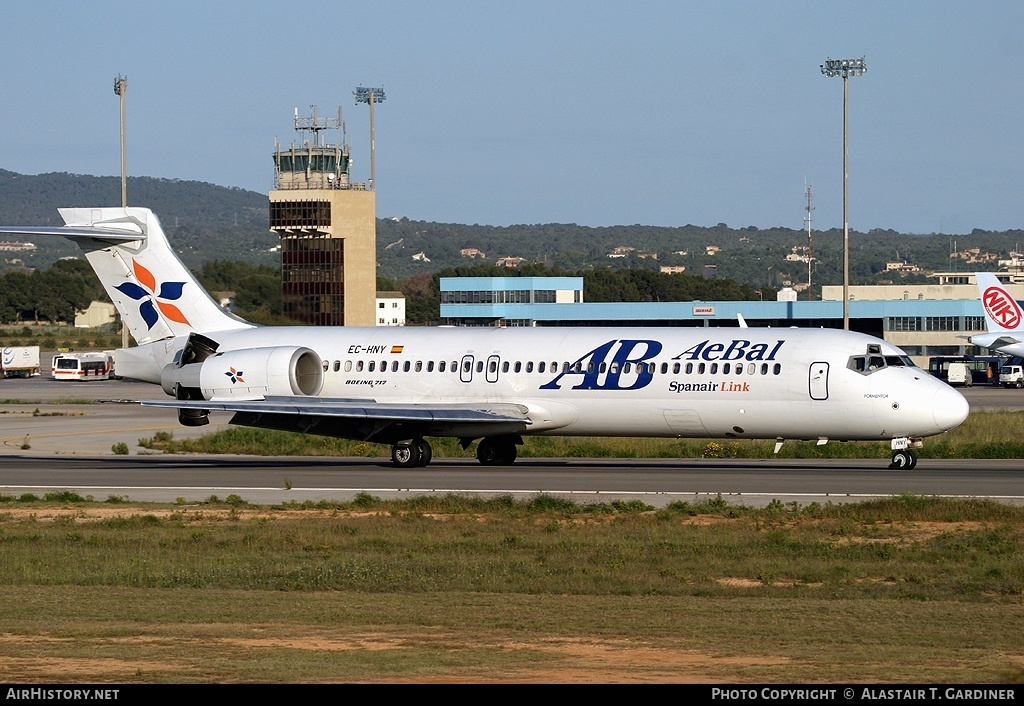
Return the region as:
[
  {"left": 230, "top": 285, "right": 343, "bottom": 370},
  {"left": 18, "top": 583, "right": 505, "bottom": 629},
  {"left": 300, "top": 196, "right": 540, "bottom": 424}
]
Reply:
[{"left": 932, "top": 384, "right": 970, "bottom": 431}]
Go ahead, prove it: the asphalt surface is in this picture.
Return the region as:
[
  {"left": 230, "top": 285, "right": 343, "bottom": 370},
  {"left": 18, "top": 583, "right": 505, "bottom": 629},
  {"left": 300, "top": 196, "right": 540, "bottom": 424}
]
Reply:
[{"left": 0, "top": 370, "right": 1021, "bottom": 507}]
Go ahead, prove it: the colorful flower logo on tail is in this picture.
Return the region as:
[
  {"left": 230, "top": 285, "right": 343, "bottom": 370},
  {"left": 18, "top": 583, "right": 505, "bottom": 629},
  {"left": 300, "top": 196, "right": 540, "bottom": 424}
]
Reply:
[{"left": 115, "top": 260, "right": 191, "bottom": 329}]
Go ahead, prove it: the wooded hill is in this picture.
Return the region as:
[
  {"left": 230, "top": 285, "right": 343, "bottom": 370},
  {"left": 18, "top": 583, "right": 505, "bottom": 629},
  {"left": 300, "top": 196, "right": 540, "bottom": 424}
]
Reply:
[{"left": 2, "top": 169, "right": 1022, "bottom": 289}]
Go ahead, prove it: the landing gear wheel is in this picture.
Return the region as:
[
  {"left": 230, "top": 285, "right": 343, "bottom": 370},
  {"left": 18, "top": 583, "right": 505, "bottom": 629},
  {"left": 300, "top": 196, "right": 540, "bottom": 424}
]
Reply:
[
  {"left": 415, "top": 439, "right": 432, "bottom": 467},
  {"left": 391, "top": 443, "right": 421, "bottom": 468},
  {"left": 889, "top": 449, "right": 917, "bottom": 470},
  {"left": 476, "top": 437, "right": 518, "bottom": 466}
]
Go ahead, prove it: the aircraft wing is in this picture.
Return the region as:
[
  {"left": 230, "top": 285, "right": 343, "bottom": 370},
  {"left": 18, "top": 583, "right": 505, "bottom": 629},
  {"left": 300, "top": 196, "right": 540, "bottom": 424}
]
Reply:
[
  {"left": 966, "top": 333, "right": 1024, "bottom": 349},
  {"left": 141, "top": 395, "right": 530, "bottom": 423}
]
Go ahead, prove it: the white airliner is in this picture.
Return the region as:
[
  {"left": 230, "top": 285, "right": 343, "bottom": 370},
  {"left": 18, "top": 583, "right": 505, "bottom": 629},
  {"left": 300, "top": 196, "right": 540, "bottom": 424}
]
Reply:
[
  {"left": 0, "top": 207, "right": 969, "bottom": 469},
  {"left": 968, "top": 272, "right": 1024, "bottom": 357}
]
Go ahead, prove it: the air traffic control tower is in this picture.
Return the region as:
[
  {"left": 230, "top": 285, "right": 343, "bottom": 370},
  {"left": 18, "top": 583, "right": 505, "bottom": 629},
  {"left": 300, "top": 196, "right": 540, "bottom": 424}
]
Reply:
[{"left": 269, "top": 106, "right": 376, "bottom": 326}]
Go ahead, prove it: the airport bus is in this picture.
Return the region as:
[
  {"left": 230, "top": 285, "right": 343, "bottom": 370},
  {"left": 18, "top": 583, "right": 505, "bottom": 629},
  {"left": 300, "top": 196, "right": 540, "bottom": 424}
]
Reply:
[
  {"left": 927, "top": 355, "right": 1005, "bottom": 386},
  {"left": 51, "top": 352, "right": 114, "bottom": 381}
]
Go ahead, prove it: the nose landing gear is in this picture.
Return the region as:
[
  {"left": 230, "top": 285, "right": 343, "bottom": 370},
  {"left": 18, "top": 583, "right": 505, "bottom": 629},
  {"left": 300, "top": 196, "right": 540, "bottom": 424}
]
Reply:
[{"left": 889, "top": 449, "right": 918, "bottom": 470}]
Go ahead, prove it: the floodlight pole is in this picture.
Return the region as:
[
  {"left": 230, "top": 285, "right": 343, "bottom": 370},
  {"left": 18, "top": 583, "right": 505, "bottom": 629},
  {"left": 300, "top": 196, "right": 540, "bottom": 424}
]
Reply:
[
  {"left": 113, "top": 74, "right": 128, "bottom": 208},
  {"left": 113, "top": 74, "right": 129, "bottom": 349},
  {"left": 354, "top": 86, "right": 386, "bottom": 190},
  {"left": 820, "top": 57, "right": 865, "bottom": 331}
]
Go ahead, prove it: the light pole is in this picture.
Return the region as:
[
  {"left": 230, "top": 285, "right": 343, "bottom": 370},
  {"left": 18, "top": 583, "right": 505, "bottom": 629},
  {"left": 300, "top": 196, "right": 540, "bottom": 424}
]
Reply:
[
  {"left": 113, "top": 74, "right": 128, "bottom": 208},
  {"left": 113, "top": 74, "right": 129, "bottom": 349},
  {"left": 353, "top": 86, "right": 386, "bottom": 190},
  {"left": 820, "top": 56, "right": 865, "bottom": 330}
]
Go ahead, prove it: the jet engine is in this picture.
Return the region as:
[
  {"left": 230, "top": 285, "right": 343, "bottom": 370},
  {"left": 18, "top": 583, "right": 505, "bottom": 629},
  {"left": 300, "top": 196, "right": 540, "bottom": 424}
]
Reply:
[{"left": 161, "top": 344, "right": 323, "bottom": 425}]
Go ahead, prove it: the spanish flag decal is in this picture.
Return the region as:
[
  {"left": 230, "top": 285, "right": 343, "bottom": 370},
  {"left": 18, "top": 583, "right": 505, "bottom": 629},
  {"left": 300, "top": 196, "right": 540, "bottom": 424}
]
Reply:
[{"left": 391, "top": 345, "right": 405, "bottom": 354}]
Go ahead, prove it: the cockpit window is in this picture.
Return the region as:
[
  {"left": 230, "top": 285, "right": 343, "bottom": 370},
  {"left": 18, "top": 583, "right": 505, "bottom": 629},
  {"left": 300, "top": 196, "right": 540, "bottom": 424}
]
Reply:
[{"left": 848, "top": 353, "right": 918, "bottom": 375}]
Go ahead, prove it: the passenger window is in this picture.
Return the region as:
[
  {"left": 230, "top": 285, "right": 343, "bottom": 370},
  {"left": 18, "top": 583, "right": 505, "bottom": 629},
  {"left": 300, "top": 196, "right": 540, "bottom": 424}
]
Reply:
[
  {"left": 439, "top": 361, "right": 446, "bottom": 373},
  {"left": 390, "top": 361, "right": 398, "bottom": 372},
  {"left": 747, "top": 363, "right": 755, "bottom": 375},
  {"left": 368, "top": 361, "right": 376, "bottom": 372},
  {"left": 322, "top": 360, "right": 330, "bottom": 372},
  {"left": 538, "top": 362, "right": 546, "bottom": 373},
  {"left": 345, "top": 361, "right": 352, "bottom": 372},
  {"left": 723, "top": 363, "right": 731, "bottom": 374},
  {"left": 526, "top": 362, "right": 534, "bottom": 373},
  {"left": 334, "top": 361, "right": 341, "bottom": 373},
  {"left": 427, "top": 361, "right": 434, "bottom": 372},
  {"left": 710, "top": 363, "right": 718, "bottom": 374},
  {"left": 356, "top": 361, "right": 364, "bottom": 372},
  {"left": 685, "top": 362, "right": 693, "bottom": 374},
  {"left": 773, "top": 364, "right": 781, "bottom": 375},
  {"left": 514, "top": 362, "right": 521, "bottom": 373},
  {"left": 404, "top": 361, "right": 411, "bottom": 372}
]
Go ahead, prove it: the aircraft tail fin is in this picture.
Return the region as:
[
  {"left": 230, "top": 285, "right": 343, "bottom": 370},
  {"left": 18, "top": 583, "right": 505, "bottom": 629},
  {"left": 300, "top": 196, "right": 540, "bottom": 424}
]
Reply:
[
  {"left": 0, "top": 208, "right": 254, "bottom": 345},
  {"left": 975, "top": 272, "right": 1024, "bottom": 334}
]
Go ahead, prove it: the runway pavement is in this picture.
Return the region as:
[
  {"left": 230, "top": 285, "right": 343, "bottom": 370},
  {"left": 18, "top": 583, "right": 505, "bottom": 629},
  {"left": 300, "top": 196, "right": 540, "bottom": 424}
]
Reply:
[{"left": 0, "top": 367, "right": 1022, "bottom": 507}]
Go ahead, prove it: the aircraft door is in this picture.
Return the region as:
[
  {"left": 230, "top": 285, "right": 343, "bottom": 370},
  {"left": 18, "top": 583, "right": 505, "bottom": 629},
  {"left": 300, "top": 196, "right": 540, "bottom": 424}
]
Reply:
[
  {"left": 809, "top": 361, "right": 829, "bottom": 400},
  {"left": 486, "top": 355, "right": 500, "bottom": 383},
  {"left": 460, "top": 354, "right": 475, "bottom": 383}
]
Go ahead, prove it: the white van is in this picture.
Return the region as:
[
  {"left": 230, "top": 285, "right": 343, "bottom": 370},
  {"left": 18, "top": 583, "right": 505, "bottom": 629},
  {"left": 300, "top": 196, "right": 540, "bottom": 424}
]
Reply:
[{"left": 946, "top": 362, "right": 972, "bottom": 387}]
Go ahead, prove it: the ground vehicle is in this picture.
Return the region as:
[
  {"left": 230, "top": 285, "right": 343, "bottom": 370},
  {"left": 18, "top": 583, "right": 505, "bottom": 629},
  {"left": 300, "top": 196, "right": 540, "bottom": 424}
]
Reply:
[
  {"left": 51, "top": 352, "right": 113, "bottom": 381},
  {"left": 2, "top": 346, "right": 41, "bottom": 378},
  {"left": 999, "top": 365, "right": 1024, "bottom": 388},
  {"left": 928, "top": 355, "right": 1002, "bottom": 386},
  {"left": 946, "top": 362, "right": 973, "bottom": 387}
]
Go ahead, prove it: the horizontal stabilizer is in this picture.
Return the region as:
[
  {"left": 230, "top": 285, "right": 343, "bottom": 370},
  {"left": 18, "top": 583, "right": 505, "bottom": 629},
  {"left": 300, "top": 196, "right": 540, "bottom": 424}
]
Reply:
[{"left": 0, "top": 225, "right": 143, "bottom": 245}]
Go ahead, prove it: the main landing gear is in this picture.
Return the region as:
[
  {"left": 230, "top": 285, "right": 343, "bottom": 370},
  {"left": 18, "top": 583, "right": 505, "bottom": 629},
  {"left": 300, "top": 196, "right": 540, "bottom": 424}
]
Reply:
[
  {"left": 389, "top": 436, "right": 521, "bottom": 468},
  {"left": 475, "top": 436, "right": 518, "bottom": 466},
  {"left": 391, "top": 439, "right": 432, "bottom": 468}
]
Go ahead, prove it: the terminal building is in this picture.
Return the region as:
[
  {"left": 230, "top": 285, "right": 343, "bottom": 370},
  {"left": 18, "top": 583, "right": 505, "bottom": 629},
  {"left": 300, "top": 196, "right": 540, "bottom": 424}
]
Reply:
[
  {"left": 439, "top": 272, "right": 1024, "bottom": 365},
  {"left": 269, "top": 107, "right": 376, "bottom": 326}
]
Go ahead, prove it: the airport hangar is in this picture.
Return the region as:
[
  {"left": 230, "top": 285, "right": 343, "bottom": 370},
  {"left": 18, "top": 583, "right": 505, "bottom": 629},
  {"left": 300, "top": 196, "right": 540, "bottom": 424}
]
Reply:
[{"left": 437, "top": 275, "right": 1024, "bottom": 367}]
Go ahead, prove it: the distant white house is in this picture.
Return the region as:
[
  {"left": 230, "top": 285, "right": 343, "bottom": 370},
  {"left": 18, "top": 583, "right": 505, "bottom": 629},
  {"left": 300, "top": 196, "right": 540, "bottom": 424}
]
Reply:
[{"left": 376, "top": 291, "right": 406, "bottom": 326}]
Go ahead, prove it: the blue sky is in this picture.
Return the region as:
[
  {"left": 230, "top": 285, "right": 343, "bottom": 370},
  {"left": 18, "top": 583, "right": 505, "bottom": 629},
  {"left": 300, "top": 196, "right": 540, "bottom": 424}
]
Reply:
[{"left": 2, "top": 1, "right": 1022, "bottom": 234}]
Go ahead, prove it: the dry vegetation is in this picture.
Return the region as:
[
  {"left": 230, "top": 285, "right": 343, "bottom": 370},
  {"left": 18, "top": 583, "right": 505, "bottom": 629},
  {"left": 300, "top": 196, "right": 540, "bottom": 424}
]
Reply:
[{"left": 0, "top": 493, "right": 1021, "bottom": 683}]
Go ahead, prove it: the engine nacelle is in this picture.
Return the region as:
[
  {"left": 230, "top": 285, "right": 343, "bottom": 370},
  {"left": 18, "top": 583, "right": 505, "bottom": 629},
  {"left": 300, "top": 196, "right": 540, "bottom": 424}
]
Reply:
[{"left": 161, "top": 346, "right": 323, "bottom": 401}]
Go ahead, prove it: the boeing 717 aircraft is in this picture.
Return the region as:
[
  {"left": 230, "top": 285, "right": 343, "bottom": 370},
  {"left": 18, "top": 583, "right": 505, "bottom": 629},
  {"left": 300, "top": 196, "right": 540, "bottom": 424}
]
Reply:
[
  {"left": 0, "top": 208, "right": 969, "bottom": 469},
  {"left": 968, "top": 272, "right": 1024, "bottom": 358}
]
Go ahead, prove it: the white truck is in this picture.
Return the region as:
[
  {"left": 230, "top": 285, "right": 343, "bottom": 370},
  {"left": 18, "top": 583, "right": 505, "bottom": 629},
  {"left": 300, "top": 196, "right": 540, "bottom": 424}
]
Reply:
[
  {"left": 1, "top": 346, "right": 41, "bottom": 378},
  {"left": 999, "top": 364, "right": 1024, "bottom": 388}
]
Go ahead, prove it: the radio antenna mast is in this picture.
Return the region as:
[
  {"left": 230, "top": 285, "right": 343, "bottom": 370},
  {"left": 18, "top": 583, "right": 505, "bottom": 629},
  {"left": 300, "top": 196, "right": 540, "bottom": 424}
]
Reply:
[{"left": 804, "top": 183, "right": 814, "bottom": 300}]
